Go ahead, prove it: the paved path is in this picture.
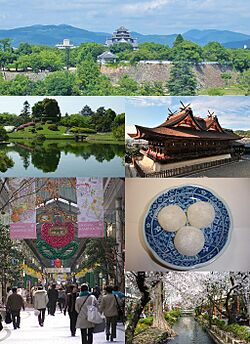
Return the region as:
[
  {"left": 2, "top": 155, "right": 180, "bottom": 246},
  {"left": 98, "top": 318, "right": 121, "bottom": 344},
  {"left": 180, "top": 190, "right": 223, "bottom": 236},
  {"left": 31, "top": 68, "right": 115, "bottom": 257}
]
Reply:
[
  {"left": 186, "top": 158, "right": 250, "bottom": 177},
  {"left": 0, "top": 309, "right": 125, "bottom": 343}
]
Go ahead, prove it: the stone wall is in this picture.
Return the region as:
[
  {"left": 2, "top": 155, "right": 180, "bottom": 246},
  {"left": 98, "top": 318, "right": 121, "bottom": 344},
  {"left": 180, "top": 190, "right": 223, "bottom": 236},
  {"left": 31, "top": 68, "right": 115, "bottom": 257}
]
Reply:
[
  {"left": 1, "top": 63, "right": 239, "bottom": 89},
  {"left": 101, "top": 63, "right": 239, "bottom": 88}
]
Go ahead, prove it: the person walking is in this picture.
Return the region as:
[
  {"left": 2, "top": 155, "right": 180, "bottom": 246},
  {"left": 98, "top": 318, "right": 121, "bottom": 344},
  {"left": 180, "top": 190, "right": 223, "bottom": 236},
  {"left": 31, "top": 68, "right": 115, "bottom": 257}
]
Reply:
[
  {"left": 64, "top": 284, "right": 78, "bottom": 336},
  {"left": 100, "top": 286, "right": 120, "bottom": 342},
  {"left": 6, "top": 287, "right": 25, "bottom": 330},
  {"left": 33, "top": 286, "right": 49, "bottom": 327},
  {"left": 75, "top": 284, "right": 97, "bottom": 344},
  {"left": 58, "top": 286, "right": 66, "bottom": 313},
  {"left": 47, "top": 284, "right": 58, "bottom": 316}
]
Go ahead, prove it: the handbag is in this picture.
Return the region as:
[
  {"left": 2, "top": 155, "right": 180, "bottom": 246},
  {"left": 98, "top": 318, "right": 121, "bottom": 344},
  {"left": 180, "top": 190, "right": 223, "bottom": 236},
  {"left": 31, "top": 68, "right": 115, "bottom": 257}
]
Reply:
[
  {"left": 114, "top": 295, "right": 124, "bottom": 323},
  {"left": 5, "top": 310, "right": 12, "bottom": 324},
  {"left": 93, "top": 318, "right": 105, "bottom": 333},
  {"left": 87, "top": 298, "right": 103, "bottom": 324},
  {"left": 34, "top": 309, "right": 40, "bottom": 316}
]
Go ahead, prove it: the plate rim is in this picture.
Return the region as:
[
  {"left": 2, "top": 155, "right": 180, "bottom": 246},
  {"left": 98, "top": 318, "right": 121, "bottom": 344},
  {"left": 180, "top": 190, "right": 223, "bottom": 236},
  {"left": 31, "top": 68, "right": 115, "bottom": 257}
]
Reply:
[{"left": 142, "top": 183, "right": 233, "bottom": 271}]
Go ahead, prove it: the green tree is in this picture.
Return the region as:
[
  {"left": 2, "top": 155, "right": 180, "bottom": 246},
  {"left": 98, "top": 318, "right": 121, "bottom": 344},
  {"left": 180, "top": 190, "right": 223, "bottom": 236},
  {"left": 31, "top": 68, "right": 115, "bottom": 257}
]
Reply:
[
  {"left": 92, "top": 107, "right": 116, "bottom": 132},
  {"left": 77, "top": 42, "right": 106, "bottom": 61},
  {"left": 42, "top": 98, "right": 61, "bottom": 123},
  {"left": 171, "top": 40, "right": 203, "bottom": 63},
  {"left": 0, "top": 125, "right": 8, "bottom": 141},
  {"left": 231, "top": 49, "right": 250, "bottom": 72},
  {"left": 167, "top": 62, "right": 197, "bottom": 95},
  {"left": 32, "top": 101, "right": 44, "bottom": 122},
  {"left": 238, "top": 69, "right": 250, "bottom": 95},
  {"left": 203, "top": 42, "right": 230, "bottom": 63},
  {"left": 115, "top": 74, "right": 140, "bottom": 95},
  {"left": 110, "top": 42, "right": 133, "bottom": 54},
  {"left": 17, "top": 42, "right": 32, "bottom": 55},
  {"left": 0, "top": 224, "right": 23, "bottom": 293},
  {"left": 20, "top": 100, "right": 31, "bottom": 123},
  {"left": 173, "top": 34, "right": 184, "bottom": 47},
  {"left": 76, "top": 53, "right": 102, "bottom": 94},
  {"left": 44, "top": 71, "right": 77, "bottom": 95}
]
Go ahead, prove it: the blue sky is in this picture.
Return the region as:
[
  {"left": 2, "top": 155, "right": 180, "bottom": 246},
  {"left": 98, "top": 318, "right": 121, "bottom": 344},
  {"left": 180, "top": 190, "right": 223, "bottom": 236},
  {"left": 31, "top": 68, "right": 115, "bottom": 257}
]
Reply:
[
  {"left": 0, "top": 96, "right": 124, "bottom": 115},
  {"left": 0, "top": 0, "right": 249, "bottom": 34},
  {"left": 125, "top": 96, "right": 250, "bottom": 136}
]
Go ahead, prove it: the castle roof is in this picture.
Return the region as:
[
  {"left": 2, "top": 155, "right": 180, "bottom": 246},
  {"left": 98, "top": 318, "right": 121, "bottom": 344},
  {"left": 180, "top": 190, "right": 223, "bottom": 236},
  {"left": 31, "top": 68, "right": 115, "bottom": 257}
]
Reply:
[
  {"left": 128, "top": 106, "right": 240, "bottom": 141},
  {"left": 98, "top": 51, "right": 118, "bottom": 59}
]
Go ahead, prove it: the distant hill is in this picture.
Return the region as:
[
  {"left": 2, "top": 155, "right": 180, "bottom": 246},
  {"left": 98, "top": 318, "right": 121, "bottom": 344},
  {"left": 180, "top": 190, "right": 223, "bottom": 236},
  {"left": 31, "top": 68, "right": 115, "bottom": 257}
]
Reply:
[
  {"left": 224, "top": 39, "right": 250, "bottom": 48},
  {"left": 0, "top": 24, "right": 249, "bottom": 48}
]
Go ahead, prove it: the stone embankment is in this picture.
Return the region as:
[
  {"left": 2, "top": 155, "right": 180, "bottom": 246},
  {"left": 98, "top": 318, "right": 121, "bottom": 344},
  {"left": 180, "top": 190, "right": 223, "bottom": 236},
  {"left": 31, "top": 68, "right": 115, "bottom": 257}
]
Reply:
[
  {"left": 133, "top": 327, "right": 170, "bottom": 344},
  {"left": 1, "top": 63, "right": 239, "bottom": 89},
  {"left": 101, "top": 63, "right": 239, "bottom": 88}
]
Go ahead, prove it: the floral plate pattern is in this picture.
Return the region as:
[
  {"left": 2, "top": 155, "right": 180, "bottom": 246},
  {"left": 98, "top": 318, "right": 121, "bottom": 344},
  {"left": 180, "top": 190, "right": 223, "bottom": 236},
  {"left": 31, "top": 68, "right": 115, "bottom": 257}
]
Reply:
[{"left": 143, "top": 185, "right": 232, "bottom": 270}]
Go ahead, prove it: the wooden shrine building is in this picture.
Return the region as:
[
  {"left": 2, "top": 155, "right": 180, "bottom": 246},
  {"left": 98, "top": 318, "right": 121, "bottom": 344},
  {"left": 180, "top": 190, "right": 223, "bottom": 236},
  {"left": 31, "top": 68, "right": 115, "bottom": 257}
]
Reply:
[{"left": 128, "top": 103, "right": 243, "bottom": 165}]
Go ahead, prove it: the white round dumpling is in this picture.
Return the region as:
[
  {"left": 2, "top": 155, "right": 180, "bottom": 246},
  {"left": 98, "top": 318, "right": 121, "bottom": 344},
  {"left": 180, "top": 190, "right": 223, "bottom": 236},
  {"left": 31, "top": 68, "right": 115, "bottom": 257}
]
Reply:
[
  {"left": 174, "top": 226, "right": 205, "bottom": 256},
  {"left": 157, "top": 205, "right": 186, "bottom": 232},
  {"left": 187, "top": 201, "right": 215, "bottom": 228}
]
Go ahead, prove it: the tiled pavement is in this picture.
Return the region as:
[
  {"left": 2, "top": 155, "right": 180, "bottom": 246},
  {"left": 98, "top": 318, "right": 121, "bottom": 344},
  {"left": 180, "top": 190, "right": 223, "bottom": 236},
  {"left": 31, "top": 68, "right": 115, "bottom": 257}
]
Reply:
[{"left": 0, "top": 309, "right": 125, "bottom": 343}]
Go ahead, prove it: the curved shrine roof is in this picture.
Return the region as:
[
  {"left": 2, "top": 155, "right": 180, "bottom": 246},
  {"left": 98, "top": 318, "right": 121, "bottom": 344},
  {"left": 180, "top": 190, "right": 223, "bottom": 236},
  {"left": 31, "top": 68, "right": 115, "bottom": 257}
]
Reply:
[{"left": 128, "top": 107, "right": 240, "bottom": 141}]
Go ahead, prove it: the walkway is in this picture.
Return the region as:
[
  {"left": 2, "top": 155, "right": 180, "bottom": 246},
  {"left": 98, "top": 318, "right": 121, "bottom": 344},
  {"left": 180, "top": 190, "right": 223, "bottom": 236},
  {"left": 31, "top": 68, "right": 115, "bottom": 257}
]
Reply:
[{"left": 0, "top": 308, "right": 125, "bottom": 343}]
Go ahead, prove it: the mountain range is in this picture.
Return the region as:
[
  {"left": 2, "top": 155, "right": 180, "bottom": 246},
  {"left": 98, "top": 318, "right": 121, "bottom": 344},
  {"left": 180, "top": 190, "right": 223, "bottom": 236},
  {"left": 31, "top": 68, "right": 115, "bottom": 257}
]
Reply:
[{"left": 0, "top": 24, "right": 249, "bottom": 48}]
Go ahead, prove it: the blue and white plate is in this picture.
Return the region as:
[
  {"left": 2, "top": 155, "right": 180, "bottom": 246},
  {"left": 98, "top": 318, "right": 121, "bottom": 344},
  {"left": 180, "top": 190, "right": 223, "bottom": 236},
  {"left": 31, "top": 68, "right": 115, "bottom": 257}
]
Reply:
[{"left": 143, "top": 184, "right": 232, "bottom": 270}]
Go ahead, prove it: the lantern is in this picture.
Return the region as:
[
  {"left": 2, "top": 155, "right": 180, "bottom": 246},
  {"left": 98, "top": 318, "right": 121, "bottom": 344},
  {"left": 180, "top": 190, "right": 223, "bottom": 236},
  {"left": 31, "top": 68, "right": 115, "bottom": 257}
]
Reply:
[{"left": 54, "top": 258, "right": 62, "bottom": 268}]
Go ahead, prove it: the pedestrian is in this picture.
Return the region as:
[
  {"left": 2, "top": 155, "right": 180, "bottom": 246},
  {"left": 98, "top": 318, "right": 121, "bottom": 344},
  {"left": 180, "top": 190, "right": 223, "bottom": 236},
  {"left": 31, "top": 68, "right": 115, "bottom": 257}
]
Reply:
[
  {"left": 6, "top": 287, "right": 25, "bottom": 330},
  {"left": 58, "top": 286, "right": 66, "bottom": 313},
  {"left": 75, "top": 284, "right": 97, "bottom": 344},
  {"left": 92, "top": 285, "right": 101, "bottom": 300},
  {"left": 100, "top": 286, "right": 120, "bottom": 342},
  {"left": 33, "top": 286, "right": 49, "bottom": 327},
  {"left": 47, "top": 284, "right": 58, "bottom": 316},
  {"left": 64, "top": 284, "right": 78, "bottom": 336},
  {"left": 5, "top": 287, "right": 12, "bottom": 303}
]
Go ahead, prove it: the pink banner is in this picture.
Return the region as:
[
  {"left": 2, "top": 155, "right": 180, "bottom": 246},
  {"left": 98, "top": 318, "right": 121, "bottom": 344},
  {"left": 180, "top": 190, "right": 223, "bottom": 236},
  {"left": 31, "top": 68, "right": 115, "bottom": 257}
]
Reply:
[
  {"left": 9, "top": 178, "right": 36, "bottom": 239},
  {"left": 76, "top": 178, "right": 104, "bottom": 238}
]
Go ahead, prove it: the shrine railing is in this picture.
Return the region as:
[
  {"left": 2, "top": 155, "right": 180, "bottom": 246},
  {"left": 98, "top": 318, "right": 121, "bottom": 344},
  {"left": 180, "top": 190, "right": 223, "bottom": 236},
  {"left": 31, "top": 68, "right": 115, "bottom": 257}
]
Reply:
[{"left": 134, "top": 157, "right": 237, "bottom": 178}]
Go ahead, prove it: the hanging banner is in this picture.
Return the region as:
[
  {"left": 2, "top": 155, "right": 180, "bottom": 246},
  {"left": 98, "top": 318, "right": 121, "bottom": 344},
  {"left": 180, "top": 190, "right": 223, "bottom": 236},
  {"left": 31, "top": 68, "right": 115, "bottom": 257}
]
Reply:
[
  {"left": 9, "top": 178, "right": 36, "bottom": 239},
  {"left": 76, "top": 178, "right": 104, "bottom": 237}
]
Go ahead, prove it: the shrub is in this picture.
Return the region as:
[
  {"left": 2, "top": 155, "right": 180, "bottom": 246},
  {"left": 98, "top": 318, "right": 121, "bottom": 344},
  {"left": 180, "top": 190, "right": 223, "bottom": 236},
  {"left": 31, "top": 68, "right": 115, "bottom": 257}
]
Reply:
[
  {"left": 48, "top": 124, "right": 59, "bottom": 131},
  {"left": 35, "top": 134, "right": 46, "bottom": 141},
  {"left": 36, "top": 126, "right": 43, "bottom": 130},
  {"left": 69, "top": 127, "right": 97, "bottom": 134},
  {"left": 207, "top": 87, "right": 225, "bottom": 96},
  {"left": 0, "top": 125, "right": 8, "bottom": 141},
  {"left": 138, "top": 317, "right": 153, "bottom": 326}
]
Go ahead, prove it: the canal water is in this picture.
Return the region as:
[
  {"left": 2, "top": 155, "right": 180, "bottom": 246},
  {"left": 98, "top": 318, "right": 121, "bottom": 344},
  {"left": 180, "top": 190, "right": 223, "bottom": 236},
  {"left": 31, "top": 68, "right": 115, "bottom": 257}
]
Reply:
[
  {"left": 169, "top": 316, "right": 215, "bottom": 344},
  {"left": 0, "top": 140, "right": 124, "bottom": 177}
]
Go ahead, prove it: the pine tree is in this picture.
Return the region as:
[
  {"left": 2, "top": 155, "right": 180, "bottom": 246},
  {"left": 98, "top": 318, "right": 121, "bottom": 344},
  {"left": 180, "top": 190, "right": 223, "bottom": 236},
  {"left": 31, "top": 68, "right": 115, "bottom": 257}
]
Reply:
[
  {"left": 167, "top": 62, "right": 197, "bottom": 96},
  {"left": 20, "top": 100, "right": 31, "bottom": 123}
]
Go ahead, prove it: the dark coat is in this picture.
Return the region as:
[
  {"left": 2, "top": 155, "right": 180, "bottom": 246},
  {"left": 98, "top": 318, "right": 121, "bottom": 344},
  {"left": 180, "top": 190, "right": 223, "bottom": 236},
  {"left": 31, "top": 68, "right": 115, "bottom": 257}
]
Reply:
[{"left": 48, "top": 288, "right": 58, "bottom": 305}]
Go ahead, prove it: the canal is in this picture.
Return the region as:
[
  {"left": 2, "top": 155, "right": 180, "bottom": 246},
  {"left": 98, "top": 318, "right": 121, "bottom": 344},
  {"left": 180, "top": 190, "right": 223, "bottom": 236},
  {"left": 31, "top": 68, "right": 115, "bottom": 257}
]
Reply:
[{"left": 169, "top": 316, "right": 216, "bottom": 344}]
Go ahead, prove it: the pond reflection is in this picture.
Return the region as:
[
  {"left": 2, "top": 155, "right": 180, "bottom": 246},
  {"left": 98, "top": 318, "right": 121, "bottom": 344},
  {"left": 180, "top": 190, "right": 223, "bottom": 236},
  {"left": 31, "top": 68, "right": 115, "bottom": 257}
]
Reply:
[{"left": 0, "top": 140, "right": 124, "bottom": 177}]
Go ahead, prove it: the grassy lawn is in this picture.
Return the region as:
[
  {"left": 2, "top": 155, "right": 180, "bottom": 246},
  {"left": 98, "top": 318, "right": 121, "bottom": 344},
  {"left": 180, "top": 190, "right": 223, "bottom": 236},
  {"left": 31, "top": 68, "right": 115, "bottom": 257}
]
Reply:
[
  {"left": 198, "top": 85, "right": 245, "bottom": 96},
  {"left": 8, "top": 125, "right": 123, "bottom": 144},
  {"left": 86, "top": 132, "right": 124, "bottom": 144},
  {"left": 8, "top": 124, "right": 73, "bottom": 139}
]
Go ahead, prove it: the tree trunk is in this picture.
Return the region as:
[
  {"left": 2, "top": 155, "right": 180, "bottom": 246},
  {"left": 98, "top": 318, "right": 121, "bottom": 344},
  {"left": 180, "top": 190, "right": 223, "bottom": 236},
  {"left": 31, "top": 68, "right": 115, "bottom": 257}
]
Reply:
[
  {"left": 126, "top": 273, "right": 153, "bottom": 344},
  {"left": 152, "top": 281, "right": 176, "bottom": 336}
]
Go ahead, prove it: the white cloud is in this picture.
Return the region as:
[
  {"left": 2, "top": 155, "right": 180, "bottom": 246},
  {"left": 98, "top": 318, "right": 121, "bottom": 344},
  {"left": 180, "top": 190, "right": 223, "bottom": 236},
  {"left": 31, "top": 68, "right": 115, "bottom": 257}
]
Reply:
[
  {"left": 126, "top": 96, "right": 171, "bottom": 107},
  {"left": 122, "top": 0, "right": 170, "bottom": 14}
]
